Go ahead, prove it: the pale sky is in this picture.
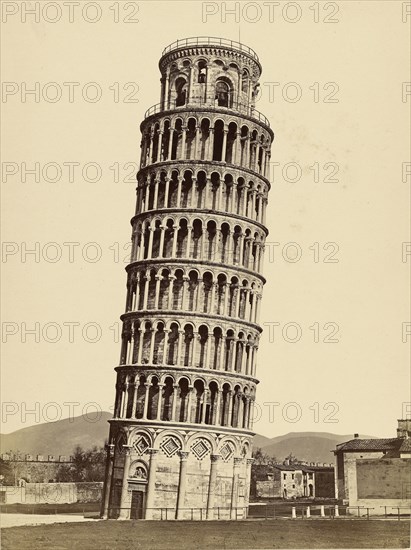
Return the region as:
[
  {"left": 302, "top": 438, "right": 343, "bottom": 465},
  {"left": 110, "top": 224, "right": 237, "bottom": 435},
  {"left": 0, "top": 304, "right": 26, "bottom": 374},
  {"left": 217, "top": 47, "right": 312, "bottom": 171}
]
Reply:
[{"left": 1, "top": 1, "right": 410, "bottom": 438}]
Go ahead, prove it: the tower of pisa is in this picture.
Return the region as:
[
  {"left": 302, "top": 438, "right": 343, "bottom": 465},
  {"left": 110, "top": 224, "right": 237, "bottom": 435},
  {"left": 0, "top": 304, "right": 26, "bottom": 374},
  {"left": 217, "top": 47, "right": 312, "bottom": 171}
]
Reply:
[{"left": 101, "top": 37, "right": 273, "bottom": 520}]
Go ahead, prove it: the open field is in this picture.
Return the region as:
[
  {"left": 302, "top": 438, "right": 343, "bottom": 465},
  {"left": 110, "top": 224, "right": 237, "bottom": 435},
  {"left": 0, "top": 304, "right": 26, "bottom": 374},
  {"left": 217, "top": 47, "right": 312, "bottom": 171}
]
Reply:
[{"left": 1, "top": 519, "right": 410, "bottom": 550}]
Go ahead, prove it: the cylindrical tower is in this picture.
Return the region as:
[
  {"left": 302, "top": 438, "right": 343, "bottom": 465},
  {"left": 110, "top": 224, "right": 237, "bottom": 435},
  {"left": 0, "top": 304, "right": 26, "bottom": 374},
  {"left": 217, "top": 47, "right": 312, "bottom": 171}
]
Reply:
[{"left": 102, "top": 37, "right": 273, "bottom": 521}]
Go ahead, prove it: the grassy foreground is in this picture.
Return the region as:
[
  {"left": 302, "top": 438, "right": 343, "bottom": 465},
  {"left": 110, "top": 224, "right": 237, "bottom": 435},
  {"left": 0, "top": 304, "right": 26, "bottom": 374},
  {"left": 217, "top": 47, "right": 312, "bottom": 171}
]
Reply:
[{"left": 1, "top": 519, "right": 410, "bottom": 550}]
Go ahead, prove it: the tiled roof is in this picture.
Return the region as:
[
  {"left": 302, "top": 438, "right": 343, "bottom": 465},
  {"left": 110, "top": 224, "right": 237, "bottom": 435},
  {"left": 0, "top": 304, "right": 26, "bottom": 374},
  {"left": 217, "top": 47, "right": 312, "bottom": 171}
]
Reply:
[{"left": 335, "top": 438, "right": 402, "bottom": 453}]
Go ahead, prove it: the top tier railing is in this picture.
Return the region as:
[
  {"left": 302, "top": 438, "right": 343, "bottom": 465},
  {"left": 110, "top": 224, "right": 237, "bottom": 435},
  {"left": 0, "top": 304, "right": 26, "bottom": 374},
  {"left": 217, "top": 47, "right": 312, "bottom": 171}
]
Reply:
[
  {"left": 143, "top": 100, "right": 270, "bottom": 127},
  {"left": 161, "top": 37, "right": 260, "bottom": 63}
]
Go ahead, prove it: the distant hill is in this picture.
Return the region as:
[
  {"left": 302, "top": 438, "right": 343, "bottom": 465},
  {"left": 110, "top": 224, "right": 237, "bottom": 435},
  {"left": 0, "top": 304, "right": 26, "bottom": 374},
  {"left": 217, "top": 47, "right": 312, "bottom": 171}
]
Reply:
[
  {"left": 1, "top": 414, "right": 376, "bottom": 463},
  {"left": 0, "top": 412, "right": 112, "bottom": 456},
  {"left": 253, "top": 431, "right": 376, "bottom": 464}
]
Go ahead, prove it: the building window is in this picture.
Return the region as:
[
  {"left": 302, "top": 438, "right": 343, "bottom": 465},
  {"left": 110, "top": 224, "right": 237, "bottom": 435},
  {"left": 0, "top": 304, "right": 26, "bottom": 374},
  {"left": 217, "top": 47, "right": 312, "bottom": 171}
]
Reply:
[
  {"left": 175, "top": 78, "right": 187, "bottom": 107},
  {"left": 283, "top": 473, "right": 286, "bottom": 480},
  {"left": 215, "top": 80, "right": 231, "bottom": 108},
  {"left": 198, "top": 61, "right": 207, "bottom": 83},
  {"left": 291, "top": 474, "right": 295, "bottom": 480}
]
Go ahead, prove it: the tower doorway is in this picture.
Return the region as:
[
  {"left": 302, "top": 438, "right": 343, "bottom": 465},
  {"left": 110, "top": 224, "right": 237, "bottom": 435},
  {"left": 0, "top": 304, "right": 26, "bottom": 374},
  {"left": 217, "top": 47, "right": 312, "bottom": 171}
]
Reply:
[{"left": 130, "top": 490, "right": 145, "bottom": 519}]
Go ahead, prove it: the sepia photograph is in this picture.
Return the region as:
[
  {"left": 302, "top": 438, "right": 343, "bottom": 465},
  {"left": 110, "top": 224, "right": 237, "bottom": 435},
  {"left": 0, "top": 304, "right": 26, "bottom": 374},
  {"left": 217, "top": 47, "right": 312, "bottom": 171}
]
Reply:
[{"left": 1, "top": 1, "right": 410, "bottom": 548}]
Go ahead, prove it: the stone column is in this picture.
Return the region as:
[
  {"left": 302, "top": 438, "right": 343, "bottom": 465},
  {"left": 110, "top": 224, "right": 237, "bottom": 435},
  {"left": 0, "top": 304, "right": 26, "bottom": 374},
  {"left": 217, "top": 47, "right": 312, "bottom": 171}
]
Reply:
[
  {"left": 176, "top": 329, "right": 185, "bottom": 366},
  {"left": 229, "top": 338, "right": 237, "bottom": 371},
  {"left": 118, "top": 445, "right": 133, "bottom": 519},
  {"left": 177, "top": 177, "right": 183, "bottom": 204},
  {"left": 217, "top": 181, "right": 223, "bottom": 210},
  {"left": 156, "top": 384, "right": 164, "bottom": 419},
  {"left": 147, "top": 227, "right": 154, "bottom": 259},
  {"left": 230, "top": 457, "right": 242, "bottom": 519},
  {"left": 201, "top": 389, "right": 209, "bottom": 423},
  {"left": 172, "top": 225, "right": 178, "bottom": 257},
  {"left": 223, "top": 282, "right": 230, "bottom": 315},
  {"left": 186, "top": 385, "right": 193, "bottom": 422},
  {"left": 145, "top": 449, "right": 159, "bottom": 519},
  {"left": 194, "top": 128, "right": 200, "bottom": 159},
  {"left": 120, "top": 382, "right": 128, "bottom": 418},
  {"left": 186, "top": 224, "right": 192, "bottom": 256},
  {"left": 221, "top": 129, "right": 228, "bottom": 162},
  {"left": 203, "top": 176, "right": 210, "bottom": 206},
  {"left": 147, "top": 132, "right": 153, "bottom": 165},
  {"left": 181, "top": 276, "right": 189, "bottom": 310},
  {"left": 207, "top": 128, "right": 214, "bottom": 160},
  {"left": 131, "top": 379, "right": 138, "bottom": 417},
  {"left": 162, "top": 329, "right": 170, "bottom": 364},
  {"left": 229, "top": 182, "right": 236, "bottom": 213},
  {"left": 203, "top": 337, "right": 210, "bottom": 369},
  {"left": 241, "top": 343, "right": 247, "bottom": 373},
  {"left": 168, "top": 275, "right": 175, "bottom": 308},
  {"left": 191, "top": 332, "right": 198, "bottom": 367},
  {"left": 219, "top": 336, "right": 226, "bottom": 371},
  {"left": 246, "top": 346, "right": 253, "bottom": 376},
  {"left": 101, "top": 443, "right": 114, "bottom": 519},
  {"left": 154, "top": 276, "right": 162, "bottom": 309},
  {"left": 209, "top": 282, "right": 217, "bottom": 314},
  {"left": 241, "top": 184, "right": 249, "bottom": 217},
  {"left": 215, "top": 389, "right": 222, "bottom": 426},
  {"left": 248, "top": 292, "right": 254, "bottom": 323},
  {"left": 164, "top": 178, "right": 170, "bottom": 208},
  {"left": 260, "top": 148, "right": 266, "bottom": 175},
  {"left": 167, "top": 129, "right": 174, "bottom": 159},
  {"left": 243, "top": 137, "right": 249, "bottom": 167},
  {"left": 252, "top": 346, "right": 258, "bottom": 378},
  {"left": 238, "top": 235, "right": 244, "bottom": 266},
  {"left": 157, "top": 131, "right": 164, "bottom": 162},
  {"left": 164, "top": 67, "right": 170, "bottom": 108},
  {"left": 133, "top": 276, "right": 140, "bottom": 310},
  {"left": 176, "top": 451, "right": 190, "bottom": 519},
  {"left": 206, "top": 455, "right": 220, "bottom": 519},
  {"left": 136, "top": 328, "right": 144, "bottom": 364},
  {"left": 171, "top": 384, "right": 179, "bottom": 421},
  {"left": 119, "top": 325, "right": 129, "bottom": 365},
  {"left": 142, "top": 273, "right": 149, "bottom": 309},
  {"left": 149, "top": 328, "right": 156, "bottom": 364},
  {"left": 233, "top": 133, "right": 240, "bottom": 165},
  {"left": 255, "top": 294, "right": 261, "bottom": 323},
  {"left": 227, "top": 390, "right": 234, "bottom": 426},
  {"left": 126, "top": 325, "right": 134, "bottom": 365},
  {"left": 142, "top": 382, "right": 150, "bottom": 419},
  {"left": 244, "top": 458, "right": 254, "bottom": 517},
  {"left": 237, "top": 393, "right": 244, "bottom": 427},
  {"left": 153, "top": 179, "right": 160, "bottom": 209},
  {"left": 181, "top": 127, "right": 187, "bottom": 160}
]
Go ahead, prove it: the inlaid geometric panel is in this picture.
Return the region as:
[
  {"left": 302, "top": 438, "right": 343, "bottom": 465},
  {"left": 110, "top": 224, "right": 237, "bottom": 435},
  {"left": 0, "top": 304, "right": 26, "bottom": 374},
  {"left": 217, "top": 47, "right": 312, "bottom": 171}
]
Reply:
[
  {"left": 190, "top": 438, "right": 211, "bottom": 460},
  {"left": 220, "top": 442, "right": 234, "bottom": 462},
  {"left": 160, "top": 436, "right": 181, "bottom": 458},
  {"left": 132, "top": 434, "right": 150, "bottom": 456}
]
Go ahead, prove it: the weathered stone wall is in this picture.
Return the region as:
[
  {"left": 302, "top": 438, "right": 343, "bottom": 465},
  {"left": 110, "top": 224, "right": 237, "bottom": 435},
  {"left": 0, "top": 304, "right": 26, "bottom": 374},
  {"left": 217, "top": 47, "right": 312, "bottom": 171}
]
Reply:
[
  {"left": 0, "top": 482, "right": 103, "bottom": 504},
  {"left": 342, "top": 451, "right": 385, "bottom": 502},
  {"left": 256, "top": 480, "right": 279, "bottom": 499},
  {"left": 356, "top": 458, "right": 411, "bottom": 499},
  {"left": 314, "top": 469, "right": 335, "bottom": 498}
]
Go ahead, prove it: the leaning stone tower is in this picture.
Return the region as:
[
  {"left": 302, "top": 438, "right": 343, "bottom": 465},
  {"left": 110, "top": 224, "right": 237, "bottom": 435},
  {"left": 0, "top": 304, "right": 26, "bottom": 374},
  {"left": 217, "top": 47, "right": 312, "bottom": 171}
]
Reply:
[{"left": 101, "top": 37, "right": 273, "bottom": 521}]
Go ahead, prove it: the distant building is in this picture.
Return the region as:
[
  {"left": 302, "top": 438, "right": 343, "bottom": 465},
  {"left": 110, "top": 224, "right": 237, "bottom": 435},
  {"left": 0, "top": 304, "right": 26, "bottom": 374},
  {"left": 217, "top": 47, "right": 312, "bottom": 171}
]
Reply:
[
  {"left": 334, "top": 419, "right": 411, "bottom": 514},
  {"left": 255, "top": 461, "right": 335, "bottom": 499}
]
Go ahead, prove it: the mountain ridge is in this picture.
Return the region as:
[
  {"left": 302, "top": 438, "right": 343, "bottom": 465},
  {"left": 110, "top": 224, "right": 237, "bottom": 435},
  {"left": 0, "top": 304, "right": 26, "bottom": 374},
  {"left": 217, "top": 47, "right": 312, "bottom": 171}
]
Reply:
[{"left": 0, "top": 413, "right": 378, "bottom": 463}]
